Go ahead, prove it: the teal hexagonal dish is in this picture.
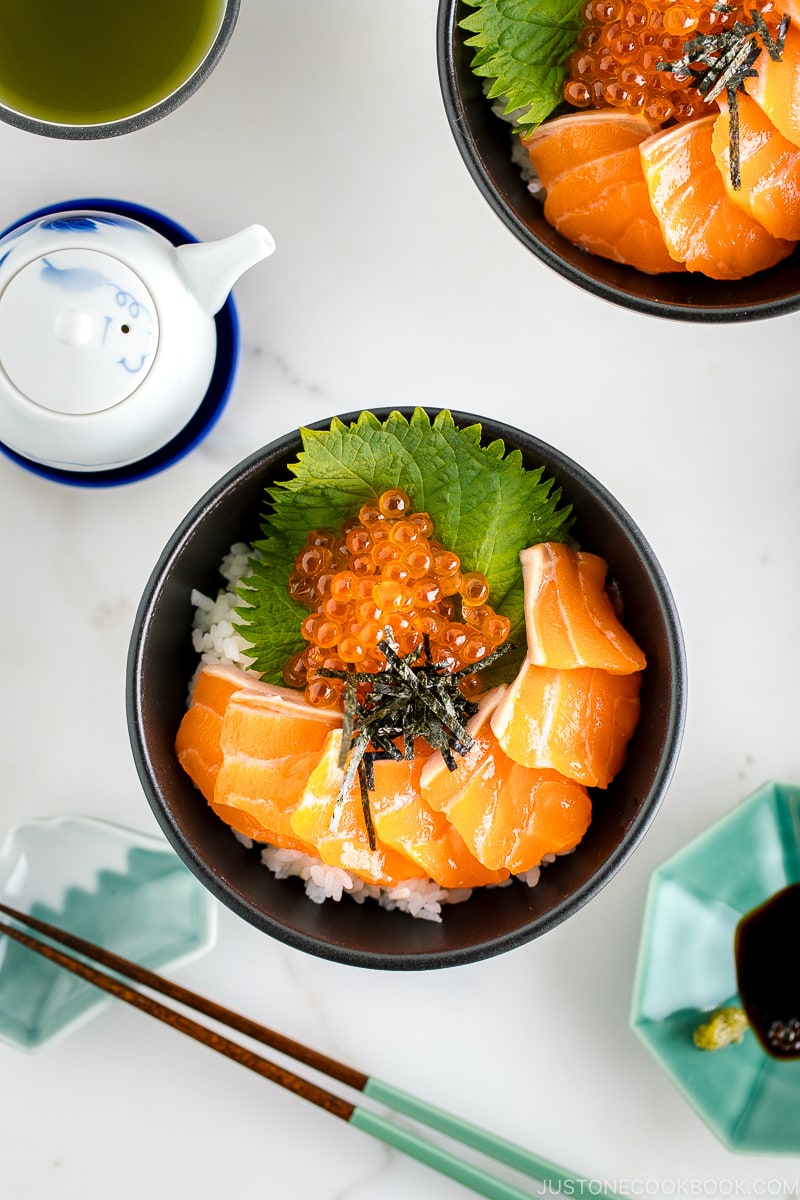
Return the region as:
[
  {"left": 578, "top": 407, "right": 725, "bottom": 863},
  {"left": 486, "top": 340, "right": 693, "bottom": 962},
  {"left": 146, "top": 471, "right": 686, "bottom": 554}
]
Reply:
[
  {"left": 0, "top": 815, "right": 217, "bottom": 1050},
  {"left": 631, "top": 781, "right": 800, "bottom": 1154}
]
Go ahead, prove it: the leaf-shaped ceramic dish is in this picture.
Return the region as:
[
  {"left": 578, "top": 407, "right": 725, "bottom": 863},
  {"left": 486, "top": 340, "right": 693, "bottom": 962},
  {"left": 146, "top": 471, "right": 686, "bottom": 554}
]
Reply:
[
  {"left": 631, "top": 780, "right": 800, "bottom": 1153},
  {"left": 0, "top": 815, "right": 217, "bottom": 1050}
]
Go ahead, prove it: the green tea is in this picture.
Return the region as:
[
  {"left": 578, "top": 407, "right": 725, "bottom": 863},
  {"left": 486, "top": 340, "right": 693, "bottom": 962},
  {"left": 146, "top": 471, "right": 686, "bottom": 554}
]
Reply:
[{"left": 0, "top": 0, "right": 226, "bottom": 126}]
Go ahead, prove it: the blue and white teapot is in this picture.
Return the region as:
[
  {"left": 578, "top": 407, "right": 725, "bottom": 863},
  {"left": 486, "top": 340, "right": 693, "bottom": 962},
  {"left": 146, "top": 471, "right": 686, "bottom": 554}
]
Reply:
[{"left": 0, "top": 208, "right": 274, "bottom": 471}]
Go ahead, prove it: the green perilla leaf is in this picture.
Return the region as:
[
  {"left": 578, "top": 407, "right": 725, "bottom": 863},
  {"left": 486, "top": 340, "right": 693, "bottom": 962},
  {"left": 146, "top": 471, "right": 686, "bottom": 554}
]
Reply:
[
  {"left": 460, "top": 0, "right": 584, "bottom": 130},
  {"left": 235, "top": 408, "right": 573, "bottom": 683}
]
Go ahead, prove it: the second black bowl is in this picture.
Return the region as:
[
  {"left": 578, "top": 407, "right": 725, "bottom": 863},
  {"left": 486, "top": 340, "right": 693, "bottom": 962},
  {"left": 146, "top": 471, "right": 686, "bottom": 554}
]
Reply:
[{"left": 437, "top": 0, "right": 800, "bottom": 322}]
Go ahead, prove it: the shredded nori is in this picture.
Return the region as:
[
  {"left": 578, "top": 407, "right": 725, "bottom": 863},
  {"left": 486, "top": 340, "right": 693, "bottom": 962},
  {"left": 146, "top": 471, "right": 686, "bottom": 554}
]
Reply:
[
  {"left": 657, "top": 4, "right": 789, "bottom": 190},
  {"left": 318, "top": 631, "right": 513, "bottom": 850}
]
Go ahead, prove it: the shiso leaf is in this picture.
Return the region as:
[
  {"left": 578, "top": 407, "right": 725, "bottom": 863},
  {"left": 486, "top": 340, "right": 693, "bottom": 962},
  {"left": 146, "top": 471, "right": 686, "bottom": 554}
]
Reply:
[
  {"left": 460, "top": 0, "right": 584, "bottom": 132},
  {"left": 235, "top": 408, "right": 573, "bottom": 683}
]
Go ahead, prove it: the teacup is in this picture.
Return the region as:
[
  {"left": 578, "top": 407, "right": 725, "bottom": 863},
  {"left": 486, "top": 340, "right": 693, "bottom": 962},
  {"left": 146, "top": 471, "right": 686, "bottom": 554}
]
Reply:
[{"left": 0, "top": 0, "right": 239, "bottom": 139}]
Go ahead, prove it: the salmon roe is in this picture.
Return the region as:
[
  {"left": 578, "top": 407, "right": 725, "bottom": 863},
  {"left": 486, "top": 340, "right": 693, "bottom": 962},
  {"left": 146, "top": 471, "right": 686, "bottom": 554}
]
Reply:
[
  {"left": 563, "top": 0, "right": 783, "bottom": 123},
  {"left": 283, "top": 488, "right": 511, "bottom": 707}
]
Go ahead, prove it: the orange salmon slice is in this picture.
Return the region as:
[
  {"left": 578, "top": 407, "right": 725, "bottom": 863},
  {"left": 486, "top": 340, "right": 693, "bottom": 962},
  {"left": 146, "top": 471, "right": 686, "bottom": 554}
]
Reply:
[
  {"left": 524, "top": 110, "right": 683, "bottom": 274},
  {"left": 367, "top": 744, "right": 509, "bottom": 889},
  {"left": 712, "top": 92, "right": 800, "bottom": 242},
  {"left": 290, "top": 730, "right": 427, "bottom": 888},
  {"left": 490, "top": 659, "right": 642, "bottom": 789},
  {"left": 420, "top": 688, "right": 592, "bottom": 873},
  {"left": 745, "top": 24, "right": 800, "bottom": 151},
  {"left": 521, "top": 542, "right": 646, "bottom": 674},
  {"left": 524, "top": 110, "right": 658, "bottom": 176},
  {"left": 640, "top": 114, "right": 795, "bottom": 279},
  {"left": 214, "top": 688, "right": 341, "bottom": 852},
  {"left": 175, "top": 663, "right": 338, "bottom": 848},
  {"left": 175, "top": 663, "right": 276, "bottom": 803}
]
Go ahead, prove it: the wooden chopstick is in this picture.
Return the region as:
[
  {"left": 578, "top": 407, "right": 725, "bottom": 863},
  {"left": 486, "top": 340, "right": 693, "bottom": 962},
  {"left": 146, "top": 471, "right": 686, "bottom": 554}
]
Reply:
[
  {"left": 0, "top": 909, "right": 350, "bottom": 1117},
  {"left": 0, "top": 902, "right": 616, "bottom": 1200},
  {"left": 0, "top": 900, "right": 365, "bottom": 1089}
]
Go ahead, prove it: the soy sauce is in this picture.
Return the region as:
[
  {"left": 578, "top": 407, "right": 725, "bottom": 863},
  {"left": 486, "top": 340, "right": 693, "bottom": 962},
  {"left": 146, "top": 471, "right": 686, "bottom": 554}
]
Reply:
[{"left": 735, "top": 883, "right": 800, "bottom": 1059}]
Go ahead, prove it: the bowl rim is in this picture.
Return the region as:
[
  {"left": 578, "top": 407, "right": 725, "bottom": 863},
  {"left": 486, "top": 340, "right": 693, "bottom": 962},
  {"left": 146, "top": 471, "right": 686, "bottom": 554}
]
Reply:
[
  {"left": 435, "top": 0, "right": 800, "bottom": 324},
  {"left": 127, "top": 407, "right": 687, "bottom": 969}
]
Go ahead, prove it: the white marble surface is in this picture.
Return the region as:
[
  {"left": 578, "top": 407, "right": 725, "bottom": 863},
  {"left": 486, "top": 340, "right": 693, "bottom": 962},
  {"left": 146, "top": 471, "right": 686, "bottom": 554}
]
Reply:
[{"left": 2, "top": 3, "right": 800, "bottom": 1197}]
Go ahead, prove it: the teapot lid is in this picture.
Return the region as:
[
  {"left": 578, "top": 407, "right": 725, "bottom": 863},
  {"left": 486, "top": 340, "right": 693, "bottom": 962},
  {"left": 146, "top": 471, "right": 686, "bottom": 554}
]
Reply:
[{"left": 0, "top": 247, "right": 159, "bottom": 415}]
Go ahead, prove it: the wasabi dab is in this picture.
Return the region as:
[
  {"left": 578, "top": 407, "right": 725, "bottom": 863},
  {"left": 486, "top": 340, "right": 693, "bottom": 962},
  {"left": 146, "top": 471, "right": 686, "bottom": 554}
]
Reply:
[{"left": 693, "top": 1006, "right": 749, "bottom": 1051}]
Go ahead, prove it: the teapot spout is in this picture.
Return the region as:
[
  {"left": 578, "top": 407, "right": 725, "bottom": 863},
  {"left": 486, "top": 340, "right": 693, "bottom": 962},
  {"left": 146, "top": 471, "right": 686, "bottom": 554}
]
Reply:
[{"left": 175, "top": 224, "right": 275, "bottom": 316}]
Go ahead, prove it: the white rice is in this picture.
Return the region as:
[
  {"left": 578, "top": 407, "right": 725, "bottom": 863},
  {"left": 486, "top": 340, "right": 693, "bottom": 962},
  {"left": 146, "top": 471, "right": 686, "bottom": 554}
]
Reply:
[
  {"left": 259, "top": 845, "right": 471, "bottom": 923},
  {"left": 188, "top": 542, "right": 256, "bottom": 695},
  {"left": 486, "top": 86, "right": 545, "bottom": 197},
  {"left": 192, "top": 544, "right": 557, "bottom": 921}
]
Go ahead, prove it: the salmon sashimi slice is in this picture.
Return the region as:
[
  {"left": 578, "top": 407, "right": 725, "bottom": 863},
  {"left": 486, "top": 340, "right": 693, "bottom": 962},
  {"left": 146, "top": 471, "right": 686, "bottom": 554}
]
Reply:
[
  {"left": 219, "top": 684, "right": 342, "bottom": 757},
  {"left": 524, "top": 111, "right": 684, "bottom": 274},
  {"left": 775, "top": 0, "right": 800, "bottom": 23},
  {"left": 367, "top": 744, "right": 509, "bottom": 889},
  {"left": 490, "top": 659, "right": 642, "bottom": 789},
  {"left": 640, "top": 114, "right": 796, "bottom": 279},
  {"left": 745, "top": 24, "right": 800, "bottom": 150},
  {"left": 419, "top": 689, "right": 507, "bottom": 809},
  {"left": 420, "top": 690, "right": 592, "bottom": 874},
  {"left": 521, "top": 542, "right": 645, "bottom": 674},
  {"left": 205, "top": 798, "right": 283, "bottom": 846},
  {"left": 524, "top": 110, "right": 658, "bottom": 176},
  {"left": 175, "top": 663, "right": 278, "bottom": 804},
  {"left": 712, "top": 92, "right": 800, "bottom": 241},
  {"left": 290, "top": 730, "right": 427, "bottom": 887},
  {"left": 445, "top": 767, "right": 592, "bottom": 875},
  {"left": 539, "top": 148, "right": 686, "bottom": 274},
  {"left": 214, "top": 687, "right": 342, "bottom": 853}
]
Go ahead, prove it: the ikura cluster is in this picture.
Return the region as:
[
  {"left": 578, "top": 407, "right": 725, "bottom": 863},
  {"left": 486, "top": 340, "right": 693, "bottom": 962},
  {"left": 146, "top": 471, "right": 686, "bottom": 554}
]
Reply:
[
  {"left": 283, "top": 488, "right": 511, "bottom": 708},
  {"left": 563, "top": 0, "right": 781, "bottom": 123}
]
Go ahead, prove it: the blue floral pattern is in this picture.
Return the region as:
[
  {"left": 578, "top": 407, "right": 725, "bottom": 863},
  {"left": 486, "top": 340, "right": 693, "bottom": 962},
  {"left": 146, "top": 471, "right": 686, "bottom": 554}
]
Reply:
[
  {"left": 39, "top": 254, "right": 156, "bottom": 374},
  {"left": 39, "top": 214, "right": 138, "bottom": 233}
]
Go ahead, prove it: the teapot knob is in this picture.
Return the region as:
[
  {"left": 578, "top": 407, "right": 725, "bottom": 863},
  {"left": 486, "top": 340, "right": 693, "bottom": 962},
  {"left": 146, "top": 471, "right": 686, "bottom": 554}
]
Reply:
[{"left": 54, "top": 310, "right": 94, "bottom": 347}]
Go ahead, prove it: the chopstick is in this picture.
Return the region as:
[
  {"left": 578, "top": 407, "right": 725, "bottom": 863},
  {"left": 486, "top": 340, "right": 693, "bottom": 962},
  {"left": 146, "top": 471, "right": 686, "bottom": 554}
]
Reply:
[{"left": 0, "top": 902, "right": 616, "bottom": 1200}]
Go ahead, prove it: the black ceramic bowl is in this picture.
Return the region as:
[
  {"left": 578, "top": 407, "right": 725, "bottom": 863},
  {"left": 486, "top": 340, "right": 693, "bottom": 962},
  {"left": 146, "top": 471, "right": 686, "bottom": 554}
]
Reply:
[
  {"left": 127, "top": 408, "right": 686, "bottom": 970},
  {"left": 437, "top": 0, "right": 800, "bottom": 322}
]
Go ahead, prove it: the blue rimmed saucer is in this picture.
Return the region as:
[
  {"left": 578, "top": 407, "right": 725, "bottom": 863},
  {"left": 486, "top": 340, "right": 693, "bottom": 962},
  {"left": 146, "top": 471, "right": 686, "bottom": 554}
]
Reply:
[
  {"left": 0, "top": 198, "right": 240, "bottom": 488},
  {"left": 0, "top": 815, "right": 217, "bottom": 1050},
  {"left": 631, "top": 780, "right": 800, "bottom": 1154}
]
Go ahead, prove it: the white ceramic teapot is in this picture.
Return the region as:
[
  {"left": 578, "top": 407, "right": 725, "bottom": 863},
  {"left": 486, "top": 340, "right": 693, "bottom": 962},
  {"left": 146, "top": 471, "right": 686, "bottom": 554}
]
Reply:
[{"left": 0, "top": 208, "right": 275, "bottom": 471}]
